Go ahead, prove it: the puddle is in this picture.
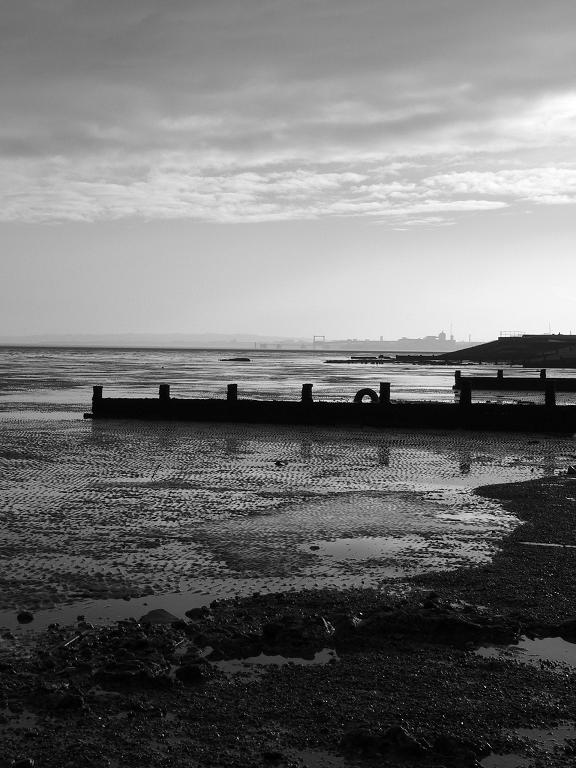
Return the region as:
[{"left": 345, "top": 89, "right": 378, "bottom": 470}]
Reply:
[
  {"left": 211, "top": 648, "right": 338, "bottom": 677},
  {"left": 514, "top": 723, "right": 576, "bottom": 752},
  {"left": 0, "top": 709, "right": 39, "bottom": 732},
  {"left": 305, "top": 535, "right": 427, "bottom": 561},
  {"left": 518, "top": 541, "right": 576, "bottom": 550},
  {"left": 477, "top": 635, "right": 576, "bottom": 668},
  {"left": 291, "top": 749, "right": 349, "bottom": 767},
  {"left": 516, "top": 723, "right": 576, "bottom": 751},
  {"left": 0, "top": 589, "right": 215, "bottom": 633},
  {"left": 481, "top": 722, "right": 576, "bottom": 766},
  {"left": 480, "top": 754, "right": 530, "bottom": 767}
]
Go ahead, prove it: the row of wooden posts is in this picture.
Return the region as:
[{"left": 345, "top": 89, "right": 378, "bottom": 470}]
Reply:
[
  {"left": 456, "top": 379, "right": 558, "bottom": 406},
  {"left": 92, "top": 380, "right": 561, "bottom": 406},
  {"left": 454, "top": 369, "right": 548, "bottom": 384},
  {"left": 93, "top": 383, "right": 392, "bottom": 404}
]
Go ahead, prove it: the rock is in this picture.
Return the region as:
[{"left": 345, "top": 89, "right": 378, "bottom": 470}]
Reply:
[
  {"left": 332, "top": 612, "right": 363, "bottom": 637},
  {"left": 210, "top": 633, "right": 262, "bottom": 660},
  {"left": 139, "top": 609, "right": 180, "bottom": 625},
  {"left": 171, "top": 619, "right": 188, "bottom": 631},
  {"left": 142, "top": 671, "right": 173, "bottom": 689},
  {"left": 94, "top": 662, "right": 144, "bottom": 688},
  {"left": 355, "top": 605, "right": 514, "bottom": 647},
  {"left": 380, "top": 725, "right": 428, "bottom": 757},
  {"left": 422, "top": 591, "right": 441, "bottom": 609},
  {"left": 54, "top": 692, "right": 85, "bottom": 710},
  {"left": 16, "top": 611, "right": 34, "bottom": 624},
  {"left": 433, "top": 733, "right": 489, "bottom": 764},
  {"left": 553, "top": 618, "right": 576, "bottom": 640},
  {"left": 261, "top": 614, "right": 335, "bottom": 654},
  {"left": 340, "top": 728, "right": 382, "bottom": 755},
  {"left": 174, "top": 664, "right": 205, "bottom": 685},
  {"left": 341, "top": 726, "right": 429, "bottom": 759},
  {"left": 564, "top": 737, "right": 576, "bottom": 756},
  {"left": 185, "top": 606, "right": 212, "bottom": 620}
]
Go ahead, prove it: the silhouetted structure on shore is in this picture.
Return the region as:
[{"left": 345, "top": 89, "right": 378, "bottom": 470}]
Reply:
[
  {"left": 440, "top": 334, "right": 576, "bottom": 367},
  {"left": 86, "top": 381, "right": 576, "bottom": 434},
  {"left": 452, "top": 368, "right": 576, "bottom": 395}
]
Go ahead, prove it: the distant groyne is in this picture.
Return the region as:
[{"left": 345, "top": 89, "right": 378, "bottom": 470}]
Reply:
[
  {"left": 452, "top": 368, "right": 576, "bottom": 395},
  {"left": 85, "top": 381, "right": 576, "bottom": 434}
]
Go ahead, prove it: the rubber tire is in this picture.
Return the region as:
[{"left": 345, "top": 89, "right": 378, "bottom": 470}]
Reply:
[{"left": 353, "top": 388, "right": 379, "bottom": 404}]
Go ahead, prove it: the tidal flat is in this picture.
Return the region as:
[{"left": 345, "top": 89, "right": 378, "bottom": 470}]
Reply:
[
  {"left": 2, "top": 420, "right": 576, "bottom": 766},
  {"left": 0, "top": 418, "right": 571, "bottom": 622},
  {"left": 3, "top": 347, "right": 576, "bottom": 766}
]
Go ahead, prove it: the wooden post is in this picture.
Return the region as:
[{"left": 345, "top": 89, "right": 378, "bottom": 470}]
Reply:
[
  {"left": 227, "top": 383, "right": 238, "bottom": 402},
  {"left": 460, "top": 379, "right": 472, "bottom": 407},
  {"left": 93, "top": 385, "right": 103, "bottom": 402},
  {"left": 159, "top": 384, "right": 170, "bottom": 402},
  {"left": 540, "top": 369, "right": 547, "bottom": 380},
  {"left": 379, "top": 382, "right": 391, "bottom": 405},
  {"left": 454, "top": 370, "right": 461, "bottom": 386},
  {"left": 301, "top": 383, "right": 313, "bottom": 403},
  {"left": 545, "top": 382, "right": 556, "bottom": 407}
]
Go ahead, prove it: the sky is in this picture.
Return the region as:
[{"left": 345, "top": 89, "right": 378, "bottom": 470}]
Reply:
[{"left": 1, "top": 0, "right": 576, "bottom": 341}]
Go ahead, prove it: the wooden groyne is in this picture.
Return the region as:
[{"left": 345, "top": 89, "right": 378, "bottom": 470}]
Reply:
[
  {"left": 324, "top": 355, "right": 447, "bottom": 365},
  {"left": 85, "top": 383, "right": 576, "bottom": 433},
  {"left": 453, "top": 369, "right": 576, "bottom": 396}
]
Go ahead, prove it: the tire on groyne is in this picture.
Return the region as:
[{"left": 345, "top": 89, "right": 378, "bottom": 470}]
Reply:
[{"left": 353, "top": 388, "right": 379, "bottom": 404}]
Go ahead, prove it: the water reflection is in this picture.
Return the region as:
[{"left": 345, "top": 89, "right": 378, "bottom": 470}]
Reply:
[
  {"left": 459, "top": 451, "right": 472, "bottom": 475},
  {"left": 225, "top": 436, "right": 243, "bottom": 456},
  {"left": 300, "top": 439, "right": 312, "bottom": 460},
  {"left": 378, "top": 445, "right": 391, "bottom": 467}
]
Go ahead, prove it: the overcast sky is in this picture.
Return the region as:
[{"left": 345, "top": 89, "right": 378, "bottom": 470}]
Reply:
[{"left": 2, "top": 0, "right": 576, "bottom": 340}]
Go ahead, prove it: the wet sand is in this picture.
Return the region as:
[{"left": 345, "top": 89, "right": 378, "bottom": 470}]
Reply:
[{"left": 1, "top": 419, "right": 571, "bottom": 624}]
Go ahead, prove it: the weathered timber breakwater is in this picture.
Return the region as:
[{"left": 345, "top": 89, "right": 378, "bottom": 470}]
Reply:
[
  {"left": 86, "top": 379, "right": 576, "bottom": 433},
  {"left": 453, "top": 368, "right": 576, "bottom": 392}
]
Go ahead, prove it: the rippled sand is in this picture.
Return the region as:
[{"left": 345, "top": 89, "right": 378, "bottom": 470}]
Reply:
[{"left": 1, "top": 415, "right": 573, "bottom": 624}]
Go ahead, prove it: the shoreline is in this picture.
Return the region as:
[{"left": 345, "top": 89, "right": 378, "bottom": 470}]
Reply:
[{"left": 3, "top": 475, "right": 576, "bottom": 767}]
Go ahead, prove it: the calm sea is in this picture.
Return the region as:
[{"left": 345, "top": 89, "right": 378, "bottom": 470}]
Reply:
[{"left": 1, "top": 345, "right": 573, "bottom": 414}]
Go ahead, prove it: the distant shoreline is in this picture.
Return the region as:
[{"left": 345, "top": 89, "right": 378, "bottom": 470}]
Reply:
[{"left": 0, "top": 343, "right": 466, "bottom": 355}]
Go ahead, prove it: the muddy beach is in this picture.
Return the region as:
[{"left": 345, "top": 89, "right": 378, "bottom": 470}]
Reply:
[
  {"left": 3, "top": 348, "right": 576, "bottom": 767},
  {"left": 1, "top": 417, "right": 570, "bottom": 620},
  {"left": 2, "top": 475, "right": 576, "bottom": 767}
]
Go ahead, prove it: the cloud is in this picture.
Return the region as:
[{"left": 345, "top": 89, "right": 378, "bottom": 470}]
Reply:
[
  {"left": 2, "top": 1, "right": 576, "bottom": 224},
  {"left": 426, "top": 168, "right": 576, "bottom": 205},
  {"left": 0, "top": 156, "right": 511, "bottom": 224}
]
